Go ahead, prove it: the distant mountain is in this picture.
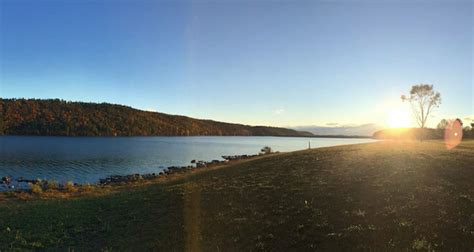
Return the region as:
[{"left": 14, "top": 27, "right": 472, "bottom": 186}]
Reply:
[
  {"left": 0, "top": 99, "right": 313, "bottom": 137},
  {"left": 292, "top": 123, "right": 382, "bottom": 137}
]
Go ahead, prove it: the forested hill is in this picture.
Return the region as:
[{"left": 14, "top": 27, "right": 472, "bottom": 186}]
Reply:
[{"left": 0, "top": 99, "right": 314, "bottom": 137}]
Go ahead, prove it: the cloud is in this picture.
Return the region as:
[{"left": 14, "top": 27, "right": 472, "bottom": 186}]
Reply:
[
  {"left": 273, "top": 108, "right": 285, "bottom": 115},
  {"left": 326, "top": 122, "right": 339, "bottom": 126},
  {"left": 144, "top": 108, "right": 157, "bottom": 112}
]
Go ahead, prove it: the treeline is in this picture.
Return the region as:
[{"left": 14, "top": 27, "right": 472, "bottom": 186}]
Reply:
[
  {"left": 373, "top": 127, "right": 474, "bottom": 140},
  {"left": 0, "top": 98, "right": 313, "bottom": 137}
]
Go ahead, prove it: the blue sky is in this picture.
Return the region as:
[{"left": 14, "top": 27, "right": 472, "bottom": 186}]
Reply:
[{"left": 0, "top": 0, "right": 472, "bottom": 128}]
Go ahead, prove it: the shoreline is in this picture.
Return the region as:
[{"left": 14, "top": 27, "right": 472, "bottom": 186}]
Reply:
[
  {"left": 0, "top": 152, "right": 278, "bottom": 196},
  {"left": 0, "top": 139, "right": 377, "bottom": 193},
  {"left": 0, "top": 140, "right": 379, "bottom": 196}
]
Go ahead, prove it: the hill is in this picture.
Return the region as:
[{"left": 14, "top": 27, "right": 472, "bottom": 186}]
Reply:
[
  {"left": 1, "top": 140, "right": 473, "bottom": 249},
  {"left": 0, "top": 99, "right": 313, "bottom": 137}
]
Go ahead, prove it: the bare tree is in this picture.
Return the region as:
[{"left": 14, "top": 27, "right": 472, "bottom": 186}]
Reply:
[{"left": 401, "top": 84, "right": 441, "bottom": 128}]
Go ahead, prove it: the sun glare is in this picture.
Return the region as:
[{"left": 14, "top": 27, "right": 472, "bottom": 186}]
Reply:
[{"left": 387, "top": 107, "right": 412, "bottom": 128}]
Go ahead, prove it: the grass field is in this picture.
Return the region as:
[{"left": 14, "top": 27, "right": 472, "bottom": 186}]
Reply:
[{"left": 0, "top": 140, "right": 473, "bottom": 250}]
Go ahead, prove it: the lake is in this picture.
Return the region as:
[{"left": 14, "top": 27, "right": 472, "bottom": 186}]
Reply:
[{"left": 0, "top": 136, "right": 375, "bottom": 189}]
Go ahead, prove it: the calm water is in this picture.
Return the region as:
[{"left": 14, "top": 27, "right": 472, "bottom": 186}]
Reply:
[{"left": 0, "top": 136, "right": 375, "bottom": 186}]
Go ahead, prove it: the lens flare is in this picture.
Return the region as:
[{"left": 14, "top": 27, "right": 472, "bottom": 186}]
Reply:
[{"left": 444, "top": 119, "right": 463, "bottom": 150}]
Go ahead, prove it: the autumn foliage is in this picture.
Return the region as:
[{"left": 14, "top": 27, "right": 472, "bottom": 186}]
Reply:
[{"left": 0, "top": 98, "right": 313, "bottom": 137}]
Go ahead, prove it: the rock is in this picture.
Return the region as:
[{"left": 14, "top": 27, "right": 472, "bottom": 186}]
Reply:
[
  {"left": 142, "top": 173, "right": 158, "bottom": 180},
  {"left": 93, "top": 151, "right": 259, "bottom": 186},
  {"left": 196, "top": 161, "right": 207, "bottom": 168},
  {"left": 17, "top": 177, "right": 37, "bottom": 184},
  {"left": 1, "top": 176, "right": 12, "bottom": 184}
]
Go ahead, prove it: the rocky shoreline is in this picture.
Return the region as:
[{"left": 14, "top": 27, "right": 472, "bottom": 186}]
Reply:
[
  {"left": 98, "top": 154, "right": 261, "bottom": 184},
  {"left": 1, "top": 153, "right": 267, "bottom": 192}
]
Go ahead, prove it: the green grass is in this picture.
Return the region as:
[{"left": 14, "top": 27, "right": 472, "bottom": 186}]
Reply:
[{"left": 1, "top": 140, "right": 473, "bottom": 250}]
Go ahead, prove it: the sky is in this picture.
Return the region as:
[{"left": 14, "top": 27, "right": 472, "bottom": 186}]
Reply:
[{"left": 0, "top": 0, "right": 472, "bottom": 129}]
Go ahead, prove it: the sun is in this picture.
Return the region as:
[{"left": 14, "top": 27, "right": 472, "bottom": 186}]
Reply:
[{"left": 386, "top": 107, "right": 412, "bottom": 128}]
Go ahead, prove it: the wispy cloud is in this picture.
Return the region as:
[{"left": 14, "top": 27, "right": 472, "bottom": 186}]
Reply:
[
  {"left": 326, "top": 122, "right": 339, "bottom": 126},
  {"left": 273, "top": 108, "right": 285, "bottom": 115},
  {"left": 144, "top": 108, "right": 157, "bottom": 112}
]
